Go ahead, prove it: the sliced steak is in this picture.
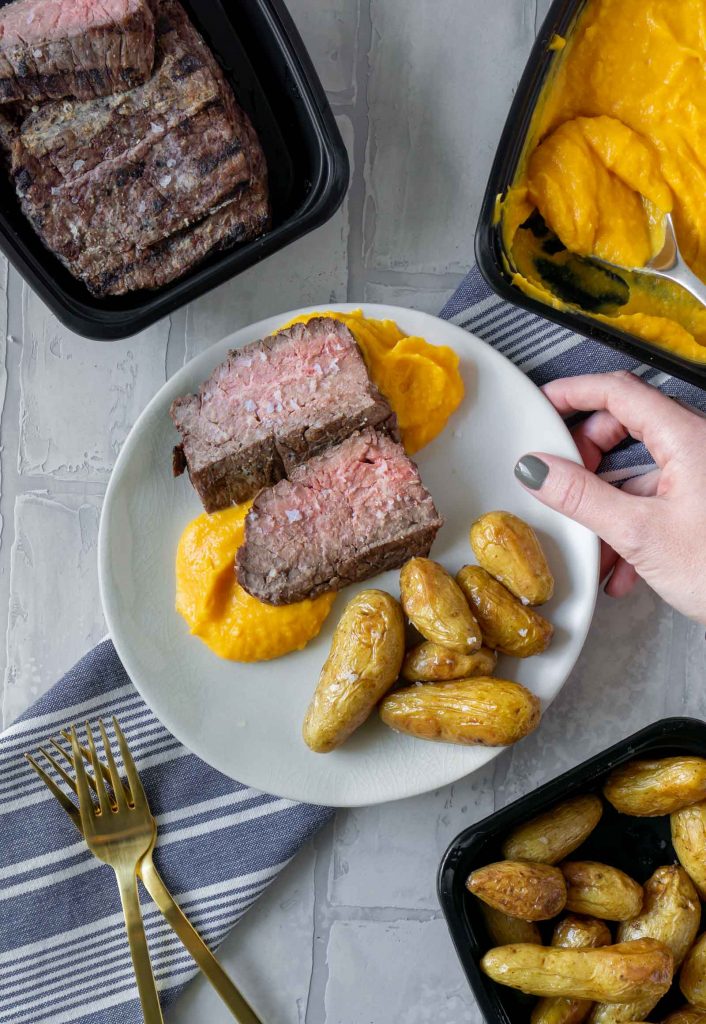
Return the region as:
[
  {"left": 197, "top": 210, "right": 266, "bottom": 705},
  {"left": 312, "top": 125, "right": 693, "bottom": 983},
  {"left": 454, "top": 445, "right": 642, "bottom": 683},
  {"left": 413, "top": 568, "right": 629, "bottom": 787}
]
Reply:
[
  {"left": 0, "top": 0, "right": 155, "bottom": 104},
  {"left": 236, "top": 429, "right": 443, "bottom": 605},
  {"left": 171, "top": 318, "right": 396, "bottom": 513}
]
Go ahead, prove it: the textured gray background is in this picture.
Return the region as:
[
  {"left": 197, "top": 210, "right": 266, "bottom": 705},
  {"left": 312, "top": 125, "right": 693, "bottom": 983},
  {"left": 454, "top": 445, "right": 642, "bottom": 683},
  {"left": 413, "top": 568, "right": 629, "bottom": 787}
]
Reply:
[{"left": 2, "top": 1, "right": 705, "bottom": 1021}]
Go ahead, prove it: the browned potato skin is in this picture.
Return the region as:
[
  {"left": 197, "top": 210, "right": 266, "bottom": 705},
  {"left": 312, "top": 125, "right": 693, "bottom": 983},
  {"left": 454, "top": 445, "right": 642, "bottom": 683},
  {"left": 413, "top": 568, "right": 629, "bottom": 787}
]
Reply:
[
  {"left": 531, "top": 916, "right": 612, "bottom": 1024},
  {"left": 399, "top": 558, "right": 482, "bottom": 653},
  {"left": 380, "top": 677, "right": 541, "bottom": 747},
  {"left": 466, "top": 860, "right": 566, "bottom": 921},
  {"left": 681, "top": 933, "right": 706, "bottom": 1008},
  {"left": 603, "top": 758, "right": 706, "bottom": 817},
  {"left": 456, "top": 565, "right": 553, "bottom": 657},
  {"left": 471, "top": 510, "right": 555, "bottom": 605},
  {"left": 502, "top": 795, "right": 604, "bottom": 865},
  {"left": 561, "top": 862, "right": 643, "bottom": 921},
  {"left": 401, "top": 641, "right": 497, "bottom": 682},
  {"left": 481, "top": 938, "right": 673, "bottom": 1002},
  {"left": 302, "top": 590, "right": 404, "bottom": 753},
  {"left": 672, "top": 801, "right": 706, "bottom": 899},
  {"left": 479, "top": 902, "right": 542, "bottom": 946},
  {"left": 663, "top": 1007, "right": 706, "bottom": 1024}
]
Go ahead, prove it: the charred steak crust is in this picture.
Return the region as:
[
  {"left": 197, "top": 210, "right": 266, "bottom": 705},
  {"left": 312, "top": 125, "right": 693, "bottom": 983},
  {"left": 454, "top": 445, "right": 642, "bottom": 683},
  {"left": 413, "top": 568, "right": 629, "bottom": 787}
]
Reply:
[
  {"left": 170, "top": 318, "right": 397, "bottom": 513},
  {"left": 0, "top": 0, "right": 156, "bottom": 104},
  {"left": 236, "top": 428, "right": 443, "bottom": 605}
]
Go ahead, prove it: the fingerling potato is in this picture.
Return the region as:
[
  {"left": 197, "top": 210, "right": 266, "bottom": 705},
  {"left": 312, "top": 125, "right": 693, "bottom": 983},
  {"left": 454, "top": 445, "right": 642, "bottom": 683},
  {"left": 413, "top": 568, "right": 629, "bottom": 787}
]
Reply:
[
  {"left": 502, "top": 795, "right": 603, "bottom": 864},
  {"left": 481, "top": 938, "right": 673, "bottom": 1002},
  {"left": 401, "top": 641, "right": 497, "bottom": 682},
  {"left": 663, "top": 1007, "right": 706, "bottom": 1024},
  {"left": 603, "top": 757, "right": 706, "bottom": 817},
  {"left": 399, "top": 558, "right": 482, "bottom": 653},
  {"left": 380, "top": 677, "right": 541, "bottom": 747},
  {"left": 471, "top": 510, "right": 555, "bottom": 605},
  {"left": 531, "top": 916, "right": 612, "bottom": 1024},
  {"left": 302, "top": 590, "right": 404, "bottom": 753},
  {"left": 681, "top": 933, "right": 706, "bottom": 1008},
  {"left": 561, "top": 861, "right": 643, "bottom": 921},
  {"left": 672, "top": 801, "right": 706, "bottom": 899},
  {"left": 466, "top": 860, "right": 566, "bottom": 921},
  {"left": 617, "top": 866, "right": 700, "bottom": 969},
  {"left": 479, "top": 902, "right": 542, "bottom": 946},
  {"left": 456, "top": 565, "right": 553, "bottom": 657}
]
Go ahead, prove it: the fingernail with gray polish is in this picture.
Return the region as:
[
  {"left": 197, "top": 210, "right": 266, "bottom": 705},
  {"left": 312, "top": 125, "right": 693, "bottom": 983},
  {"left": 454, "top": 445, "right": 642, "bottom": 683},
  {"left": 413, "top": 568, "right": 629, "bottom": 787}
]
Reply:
[{"left": 514, "top": 455, "right": 549, "bottom": 491}]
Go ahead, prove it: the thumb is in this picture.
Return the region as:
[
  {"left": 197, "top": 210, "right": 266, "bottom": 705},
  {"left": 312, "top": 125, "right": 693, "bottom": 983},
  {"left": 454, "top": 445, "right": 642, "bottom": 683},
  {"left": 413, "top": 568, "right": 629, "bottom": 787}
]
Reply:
[{"left": 514, "top": 453, "right": 652, "bottom": 559}]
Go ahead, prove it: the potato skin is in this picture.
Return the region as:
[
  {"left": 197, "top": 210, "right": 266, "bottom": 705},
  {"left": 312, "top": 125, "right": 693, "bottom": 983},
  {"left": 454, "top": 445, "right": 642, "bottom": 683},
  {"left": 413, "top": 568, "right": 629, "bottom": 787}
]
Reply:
[
  {"left": 399, "top": 558, "right": 482, "bottom": 653},
  {"left": 479, "top": 902, "right": 542, "bottom": 946},
  {"left": 603, "top": 757, "right": 706, "bottom": 817},
  {"left": 681, "top": 933, "right": 706, "bottom": 1008},
  {"left": 531, "top": 916, "right": 612, "bottom": 1024},
  {"left": 481, "top": 939, "right": 673, "bottom": 1002},
  {"left": 466, "top": 860, "right": 566, "bottom": 921},
  {"left": 456, "top": 565, "right": 553, "bottom": 657},
  {"left": 663, "top": 1007, "right": 706, "bottom": 1024},
  {"left": 561, "top": 861, "right": 644, "bottom": 922},
  {"left": 502, "top": 795, "right": 603, "bottom": 865},
  {"left": 380, "top": 677, "right": 541, "bottom": 747},
  {"left": 302, "top": 590, "right": 404, "bottom": 753},
  {"left": 470, "top": 510, "right": 555, "bottom": 605},
  {"left": 672, "top": 801, "right": 706, "bottom": 899},
  {"left": 401, "top": 641, "right": 497, "bottom": 682}
]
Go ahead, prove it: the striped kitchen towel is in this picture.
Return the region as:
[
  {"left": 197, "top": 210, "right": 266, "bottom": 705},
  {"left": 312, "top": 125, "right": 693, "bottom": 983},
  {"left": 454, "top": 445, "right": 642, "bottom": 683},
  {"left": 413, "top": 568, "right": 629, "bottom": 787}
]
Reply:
[
  {"left": 441, "top": 265, "right": 706, "bottom": 481},
  {"left": 0, "top": 640, "right": 332, "bottom": 1024}
]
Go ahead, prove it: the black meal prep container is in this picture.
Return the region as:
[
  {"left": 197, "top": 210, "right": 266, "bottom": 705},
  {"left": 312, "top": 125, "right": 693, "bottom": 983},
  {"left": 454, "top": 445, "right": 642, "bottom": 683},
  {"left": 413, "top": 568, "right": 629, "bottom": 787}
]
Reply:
[
  {"left": 475, "top": 0, "right": 706, "bottom": 390},
  {"left": 0, "top": 0, "right": 349, "bottom": 341},
  {"left": 438, "top": 717, "right": 706, "bottom": 1024}
]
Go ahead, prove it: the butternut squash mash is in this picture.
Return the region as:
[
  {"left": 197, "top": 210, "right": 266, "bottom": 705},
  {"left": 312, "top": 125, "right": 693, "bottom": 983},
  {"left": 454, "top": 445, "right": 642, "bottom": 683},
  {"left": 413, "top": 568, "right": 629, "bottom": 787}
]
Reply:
[
  {"left": 176, "top": 311, "right": 463, "bottom": 662},
  {"left": 504, "top": 0, "right": 706, "bottom": 363}
]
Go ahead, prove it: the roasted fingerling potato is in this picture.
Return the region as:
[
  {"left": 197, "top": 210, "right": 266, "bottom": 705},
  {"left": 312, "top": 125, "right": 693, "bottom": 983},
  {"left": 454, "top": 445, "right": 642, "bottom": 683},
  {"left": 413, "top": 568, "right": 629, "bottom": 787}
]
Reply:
[
  {"left": 456, "top": 565, "right": 554, "bottom": 657},
  {"left": 480, "top": 938, "right": 673, "bottom": 1002},
  {"left": 379, "top": 676, "right": 541, "bottom": 747},
  {"left": 466, "top": 860, "right": 567, "bottom": 921},
  {"left": 663, "top": 1007, "right": 706, "bottom": 1024},
  {"left": 671, "top": 801, "right": 706, "bottom": 899},
  {"left": 603, "top": 757, "right": 706, "bottom": 816},
  {"left": 617, "top": 866, "right": 700, "bottom": 969},
  {"left": 560, "top": 861, "right": 644, "bottom": 922},
  {"left": 399, "top": 557, "right": 482, "bottom": 653},
  {"left": 680, "top": 933, "right": 706, "bottom": 1008},
  {"left": 302, "top": 590, "right": 404, "bottom": 753},
  {"left": 531, "top": 916, "right": 612, "bottom": 1024},
  {"left": 470, "top": 510, "right": 555, "bottom": 605},
  {"left": 400, "top": 641, "right": 497, "bottom": 682},
  {"left": 502, "top": 795, "right": 604, "bottom": 864},
  {"left": 479, "top": 902, "right": 543, "bottom": 947}
]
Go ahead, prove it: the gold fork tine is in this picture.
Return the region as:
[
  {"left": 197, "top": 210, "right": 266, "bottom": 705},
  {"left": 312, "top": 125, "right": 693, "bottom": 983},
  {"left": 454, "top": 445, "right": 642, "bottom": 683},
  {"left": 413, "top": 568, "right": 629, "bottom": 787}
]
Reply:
[
  {"left": 98, "top": 719, "right": 127, "bottom": 811},
  {"left": 113, "top": 716, "right": 147, "bottom": 810},
  {"left": 71, "top": 726, "right": 96, "bottom": 836},
  {"left": 86, "top": 721, "right": 111, "bottom": 817},
  {"left": 37, "top": 744, "right": 79, "bottom": 794},
  {"left": 25, "top": 754, "right": 80, "bottom": 827}
]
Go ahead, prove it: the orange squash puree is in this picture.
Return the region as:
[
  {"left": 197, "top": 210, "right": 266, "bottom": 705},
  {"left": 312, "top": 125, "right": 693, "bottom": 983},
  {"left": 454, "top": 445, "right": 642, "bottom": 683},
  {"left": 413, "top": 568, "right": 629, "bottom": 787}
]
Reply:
[
  {"left": 176, "top": 504, "right": 335, "bottom": 662},
  {"left": 504, "top": 0, "right": 706, "bottom": 362}
]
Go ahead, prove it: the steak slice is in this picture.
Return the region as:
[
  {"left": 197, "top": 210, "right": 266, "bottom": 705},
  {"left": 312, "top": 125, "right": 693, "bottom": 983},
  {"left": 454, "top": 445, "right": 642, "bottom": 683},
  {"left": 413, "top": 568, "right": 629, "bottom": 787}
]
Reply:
[
  {"left": 171, "top": 318, "right": 396, "bottom": 513},
  {"left": 0, "top": 0, "right": 155, "bottom": 104},
  {"left": 236, "top": 429, "right": 443, "bottom": 605}
]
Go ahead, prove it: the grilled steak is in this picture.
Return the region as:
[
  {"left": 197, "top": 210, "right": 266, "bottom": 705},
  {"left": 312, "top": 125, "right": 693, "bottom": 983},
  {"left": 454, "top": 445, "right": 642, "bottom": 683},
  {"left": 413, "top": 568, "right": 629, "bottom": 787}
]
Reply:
[
  {"left": 0, "top": 0, "right": 155, "bottom": 104},
  {"left": 236, "top": 429, "right": 443, "bottom": 605},
  {"left": 171, "top": 318, "right": 396, "bottom": 513},
  {"left": 9, "top": 0, "right": 269, "bottom": 295}
]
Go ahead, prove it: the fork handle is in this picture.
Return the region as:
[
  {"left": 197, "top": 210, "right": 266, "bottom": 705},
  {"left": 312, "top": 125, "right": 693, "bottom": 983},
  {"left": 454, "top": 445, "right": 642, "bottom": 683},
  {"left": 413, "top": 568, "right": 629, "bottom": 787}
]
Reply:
[
  {"left": 116, "top": 869, "right": 165, "bottom": 1023},
  {"left": 140, "top": 854, "right": 263, "bottom": 1024}
]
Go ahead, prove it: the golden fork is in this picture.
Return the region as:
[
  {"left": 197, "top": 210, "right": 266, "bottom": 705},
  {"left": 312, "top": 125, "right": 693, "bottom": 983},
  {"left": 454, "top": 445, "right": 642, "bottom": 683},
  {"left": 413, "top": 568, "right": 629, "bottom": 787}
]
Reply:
[{"left": 26, "top": 720, "right": 262, "bottom": 1024}]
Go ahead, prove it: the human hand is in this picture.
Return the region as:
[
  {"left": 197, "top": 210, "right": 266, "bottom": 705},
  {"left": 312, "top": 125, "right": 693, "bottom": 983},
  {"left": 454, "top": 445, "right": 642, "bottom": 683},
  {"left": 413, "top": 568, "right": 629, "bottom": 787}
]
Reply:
[{"left": 514, "top": 371, "right": 706, "bottom": 624}]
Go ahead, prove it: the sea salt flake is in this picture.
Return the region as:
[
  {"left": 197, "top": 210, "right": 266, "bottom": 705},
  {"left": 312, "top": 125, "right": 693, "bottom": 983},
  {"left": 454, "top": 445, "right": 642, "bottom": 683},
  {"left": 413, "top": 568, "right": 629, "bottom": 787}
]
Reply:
[
  {"left": 244, "top": 399, "right": 256, "bottom": 413},
  {"left": 72, "top": 159, "right": 85, "bottom": 172},
  {"left": 313, "top": 363, "right": 323, "bottom": 375},
  {"left": 159, "top": 174, "right": 172, "bottom": 188},
  {"left": 33, "top": 48, "right": 42, "bottom": 58},
  {"left": 344, "top": 672, "right": 359, "bottom": 683},
  {"left": 167, "top": 158, "right": 177, "bottom": 168},
  {"left": 263, "top": 401, "right": 275, "bottom": 414},
  {"left": 286, "top": 509, "right": 302, "bottom": 523},
  {"left": 258, "top": 351, "right": 267, "bottom": 362},
  {"left": 520, "top": 596, "right": 530, "bottom": 606},
  {"left": 151, "top": 122, "right": 164, "bottom": 134},
  {"left": 518, "top": 628, "right": 528, "bottom": 637}
]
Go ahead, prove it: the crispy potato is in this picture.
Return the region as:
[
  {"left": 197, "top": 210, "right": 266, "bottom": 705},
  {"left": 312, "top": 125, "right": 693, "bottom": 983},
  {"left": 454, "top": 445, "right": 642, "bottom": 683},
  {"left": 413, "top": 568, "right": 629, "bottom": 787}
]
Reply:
[
  {"left": 479, "top": 902, "right": 542, "bottom": 946},
  {"left": 302, "top": 590, "right": 404, "bottom": 753},
  {"left": 672, "top": 801, "right": 706, "bottom": 899},
  {"left": 401, "top": 641, "right": 497, "bottom": 682},
  {"left": 481, "top": 939, "right": 673, "bottom": 1002},
  {"left": 380, "top": 677, "right": 541, "bottom": 747},
  {"left": 399, "top": 558, "right": 482, "bottom": 653},
  {"left": 663, "top": 1007, "right": 706, "bottom": 1024},
  {"left": 456, "top": 565, "right": 553, "bottom": 657},
  {"left": 531, "top": 916, "right": 612, "bottom": 1024},
  {"left": 466, "top": 860, "right": 566, "bottom": 921},
  {"left": 681, "top": 933, "right": 706, "bottom": 1008},
  {"left": 502, "top": 795, "right": 603, "bottom": 865},
  {"left": 470, "top": 510, "right": 555, "bottom": 605},
  {"left": 561, "top": 862, "right": 643, "bottom": 921},
  {"left": 603, "top": 757, "right": 706, "bottom": 817}
]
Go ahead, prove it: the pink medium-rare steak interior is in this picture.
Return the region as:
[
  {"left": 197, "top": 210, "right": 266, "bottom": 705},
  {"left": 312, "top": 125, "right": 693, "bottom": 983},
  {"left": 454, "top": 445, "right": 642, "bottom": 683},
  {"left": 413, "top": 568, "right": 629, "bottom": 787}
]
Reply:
[
  {"left": 0, "top": 0, "right": 145, "bottom": 41},
  {"left": 236, "top": 428, "right": 443, "bottom": 605}
]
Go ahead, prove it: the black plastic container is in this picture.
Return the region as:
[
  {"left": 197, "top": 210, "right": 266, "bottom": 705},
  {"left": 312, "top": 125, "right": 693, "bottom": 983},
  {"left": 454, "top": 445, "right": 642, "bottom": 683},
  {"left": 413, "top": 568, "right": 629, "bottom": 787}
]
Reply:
[
  {"left": 0, "top": 0, "right": 349, "bottom": 341},
  {"left": 438, "top": 717, "right": 706, "bottom": 1024},
  {"left": 475, "top": 0, "right": 706, "bottom": 389}
]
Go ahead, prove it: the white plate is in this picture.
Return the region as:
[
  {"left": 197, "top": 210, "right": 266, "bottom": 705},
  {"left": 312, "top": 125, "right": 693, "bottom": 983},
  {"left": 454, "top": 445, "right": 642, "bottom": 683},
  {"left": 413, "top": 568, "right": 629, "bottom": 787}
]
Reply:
[{"left": 99, "top": 304, "right": 599, "bottom": 807}]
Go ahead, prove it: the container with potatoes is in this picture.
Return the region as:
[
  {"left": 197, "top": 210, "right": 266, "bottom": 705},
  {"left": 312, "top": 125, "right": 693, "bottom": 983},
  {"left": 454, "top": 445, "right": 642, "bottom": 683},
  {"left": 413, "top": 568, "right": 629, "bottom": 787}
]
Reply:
[
  {"left": 438, "top": 718, "right": 706, "bottom": 1024},
  {"left": 302, "top": 510, "right": 555, "bottom": 753}
]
